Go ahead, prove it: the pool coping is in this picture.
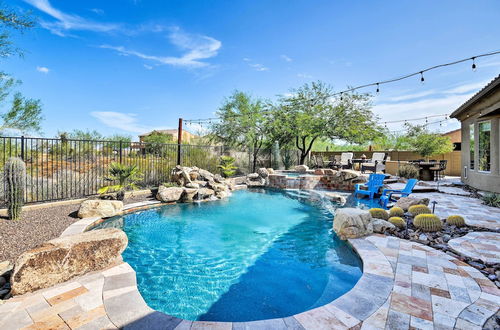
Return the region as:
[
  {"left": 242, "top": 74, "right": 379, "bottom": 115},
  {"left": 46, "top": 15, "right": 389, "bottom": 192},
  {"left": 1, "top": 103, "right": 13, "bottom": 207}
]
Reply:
[{"left": 62, "top": 199, "right": 395, "bottom": 329}]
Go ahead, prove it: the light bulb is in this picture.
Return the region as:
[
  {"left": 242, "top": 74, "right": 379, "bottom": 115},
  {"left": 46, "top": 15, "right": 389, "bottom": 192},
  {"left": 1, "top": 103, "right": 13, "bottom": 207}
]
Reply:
[
  {"left": 376, "top": 83, "right": 380, "bottom": 93},
  {"left": 472, "top": 57, "right": 477, "bottom": 72},
  {"left": 420, "top": 72, "right": 425, "bottom": 84}
]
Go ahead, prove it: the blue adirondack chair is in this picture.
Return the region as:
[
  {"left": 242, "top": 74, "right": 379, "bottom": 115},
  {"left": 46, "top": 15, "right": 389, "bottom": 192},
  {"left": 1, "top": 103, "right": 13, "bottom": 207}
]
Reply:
[
  {"left": 354, "top": 173, "right": 386, "bottom": 199},
  {"left": 379, "top": 179, "right": 418, "bottom": 208}
]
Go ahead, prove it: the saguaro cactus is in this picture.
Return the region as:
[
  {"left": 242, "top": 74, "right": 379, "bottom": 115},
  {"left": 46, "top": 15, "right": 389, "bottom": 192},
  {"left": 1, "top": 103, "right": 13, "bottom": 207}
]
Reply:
[{"left": 5, "top": 157, "right": 26, "bottom": 220}]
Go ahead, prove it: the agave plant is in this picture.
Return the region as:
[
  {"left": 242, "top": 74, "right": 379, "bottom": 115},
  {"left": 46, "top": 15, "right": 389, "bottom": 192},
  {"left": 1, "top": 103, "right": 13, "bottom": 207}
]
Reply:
[
  {"left": 218, "top": 155, "right": 238, "bottom": 178},
  {"left": 98, "top": 162, "right": 142, "bottom": 200}
]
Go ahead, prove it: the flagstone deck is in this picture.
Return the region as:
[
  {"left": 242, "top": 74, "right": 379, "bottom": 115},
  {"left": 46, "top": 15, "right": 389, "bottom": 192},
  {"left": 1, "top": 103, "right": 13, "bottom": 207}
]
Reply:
[{"left": 0, "top": 234, "right": 498, "bottom": 330}]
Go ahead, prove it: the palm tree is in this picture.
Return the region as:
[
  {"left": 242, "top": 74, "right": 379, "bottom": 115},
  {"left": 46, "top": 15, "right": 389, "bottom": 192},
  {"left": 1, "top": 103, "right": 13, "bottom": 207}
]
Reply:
[{"left": 98, "top": 162, "right": 142, "bottom": 200}]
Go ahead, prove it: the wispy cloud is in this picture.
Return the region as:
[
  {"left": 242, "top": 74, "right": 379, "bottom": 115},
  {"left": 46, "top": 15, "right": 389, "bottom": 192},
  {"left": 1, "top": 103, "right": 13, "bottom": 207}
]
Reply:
[
  {"left": 297, "top": 73, "right": 312, "bottom": 79},
  {"left": 243, "top": 58, "right": 269, "bottom": 71},
  {"left": 100, "top": 27, "right": 221, "bottom": 68},
  {"left": 280, "top": 54, "right": 292, "bottom": 62},
  {"left": 143, "top": 64, "right": 153, "bottom": 70},
  {"left": 24, "top": 0, "right": 120, "bottom": 36},
  {"left": 36, "top": 66, "right": 49, "bottom": 73},
  {"left": 90, "top": 8, "right": 104, "bottom": 16},
  {"left": 91, "top": 111, "right": 170, "bottom": 134}
]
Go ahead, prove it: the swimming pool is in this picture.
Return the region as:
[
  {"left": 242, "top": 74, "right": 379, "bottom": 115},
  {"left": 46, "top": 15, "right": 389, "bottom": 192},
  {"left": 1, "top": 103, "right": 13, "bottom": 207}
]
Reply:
[{"left": 94, "top": 189, "right": 364, "bottom": 322}]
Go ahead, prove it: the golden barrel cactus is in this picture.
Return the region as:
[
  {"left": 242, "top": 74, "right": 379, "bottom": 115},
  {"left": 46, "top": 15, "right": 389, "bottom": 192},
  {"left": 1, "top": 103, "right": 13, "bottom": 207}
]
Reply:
[
  {"left": 369, "top": 208, "right": 389, "bottom": 220},
  {"left": 389, "top": 206, "right": 404, "bottom": 217},
  {"left": 408, "top": 204, "right": 431, "bottom": 217},
  {"left": 446, "top": 215, "right": 465, "bottom": 227},
  {"left": 389, "top": 216, "right": 406, "bottom": 229},
  {"left": 413, "top": 214, "right": 442, "bottom": 232}
]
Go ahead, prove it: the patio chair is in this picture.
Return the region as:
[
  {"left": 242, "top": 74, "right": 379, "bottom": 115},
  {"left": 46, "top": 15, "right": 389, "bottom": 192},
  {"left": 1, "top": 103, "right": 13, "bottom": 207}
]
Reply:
[
  {"left": 354, "top": 173, "right": 386, "bottom": 199},
  {"left": 361, "top": 152, "right": 387, "bottom": 173},
  {"left": 333, "top": 152, "right": 353, "bottom": 169},
  {"left": 379, "top": 178, "right": 418, "bottom": 208},
  {"left": 430, "top": 160, "right": 447, "bottom": 181}
]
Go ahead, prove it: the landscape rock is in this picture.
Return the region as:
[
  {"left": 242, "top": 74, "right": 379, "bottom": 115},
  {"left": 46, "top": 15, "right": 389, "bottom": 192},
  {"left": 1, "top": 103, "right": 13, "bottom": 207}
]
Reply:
[
  {"left": 214, "top": 174, "right": 224, "bottom": 183},
  {"left": 246, "top": 178, "right": 266, "bottom": 186},
  {"left": 0, "top": 261, "right": 12, "bottom": 276},
  {"left": 294, "top": 165, "right": 309, "bottom": 173},
  {"left": 11, "top": 228, "right": 127, "bottom": 295},
  {"left": 197, "top": 188, "right": 215, "bottom": 200},
  {"left": 189, "top": 171, "right": 199, "bottom": 181},
  {"left": 372, "top": 219, "right": 396, "bottom": 233},
  {"left": 333, "top": 208, "right": 373, "bottom": 240},
  {"left": 185, "top": 182, "right": 200, "bottom": 189},
  {"left": 247, "top": 173, "right": 259, "bottom": 179},
  {"left": 78, "top": 200, "right": 123, "bottom": 218},
  {"left": 172, "top": 166, "right": 192, "bottom": 185},
  {"left": 323, "top": 169, "right": 336, "bottom": 176},
  {"left": 198, "top": 169, "right": 214, "bottom": 181},
  {"left": 324, "top": 192, "right": 347, "bottom": 205},
  {"left": 156, "top": 186, "right": 184, "bottom": 203},
  {"left": 267, "top": 168, "right": 275, "bottom": 174},
  {"left": 395, "top": 197, "right": 430, "bottom": 211},
  {"left": 314, "top": 169, "right": 325, "bottom": 175},
  {"left": 181, "top": 188, "right": 199, "bottom": 202},
  {"left": 257, "top": 168, "right": 270, "bottom": 178},
  {"left": 216, "top": 191, "right": 229, "bottom": 199}
]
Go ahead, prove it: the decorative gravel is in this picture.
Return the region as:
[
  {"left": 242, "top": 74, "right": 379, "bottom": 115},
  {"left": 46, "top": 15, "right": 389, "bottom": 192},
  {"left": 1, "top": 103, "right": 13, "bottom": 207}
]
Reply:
[{"left": 0, "top": 193, "right": 155, "bottom": 263}]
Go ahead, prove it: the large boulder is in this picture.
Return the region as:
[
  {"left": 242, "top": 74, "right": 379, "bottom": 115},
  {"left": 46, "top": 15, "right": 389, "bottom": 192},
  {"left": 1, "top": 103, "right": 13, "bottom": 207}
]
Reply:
[
  {"left": 395, "top": 197, "right": 430, "bottom": 211},
  {"left": 257, "top": 168, "right": 269, "bottom": 178},
  {"left": 181, "top": 188, "right": 199, "bottom": 202},
  {"left": 208, "top": 181, "right": 229, "bottom": 193},
  {"left": 171, "top": 166, "right": 192, "bottom": 186},
  {"left": 198, "top": 169, "right": 215, "bottom": 181},
  {"left": 156, "top": 186, "right": 184, "bottom": 202},
  {"left": 197, "top": 188, "right": 215, "bottom": 200},
  {"left": 372, "top": 219, "right": 396, "bottom": 233},
  {"left": 324, "top": 192, "right": 347, "bottom": 205},
  {"left": 11, "top": 228, "right": 127, "bottom": 295},
  {"left": 294, "top": 165, "right": 309, "bottom": 173},
  {"left": 78, "top": 200, "right": 123, "bottom": 219},
  {"left": 333, "top": 208, "right": 373, "bottom": 240}
]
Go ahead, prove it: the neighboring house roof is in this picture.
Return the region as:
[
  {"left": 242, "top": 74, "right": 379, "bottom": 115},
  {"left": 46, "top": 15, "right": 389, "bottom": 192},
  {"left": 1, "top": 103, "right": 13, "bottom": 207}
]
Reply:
[
  {"left": 450, "top": 74, "right": 500, "bottom": 118},
  {"left": 442, "top": 128, "right": 460, "bottom": 135}
]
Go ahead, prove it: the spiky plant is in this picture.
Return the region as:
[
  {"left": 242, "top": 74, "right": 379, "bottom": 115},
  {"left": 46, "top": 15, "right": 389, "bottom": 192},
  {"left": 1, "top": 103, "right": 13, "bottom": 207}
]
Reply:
[
  {"left": 413, "top": 214, "right": 442, "bottom": 232},
  {"left": 446, "top": 215, "right": 465, "bottom": 227},
  {"left": 218, "top": 155, "right": 238, "bottom": 178},
  {"left": 408, "top": 204, "right": 431, "bottom": 217},
  {"left": 98, "top": 162, "right": 142, "bottom": 200},
  {"left": 5, "top": 157, "right": 26, "bottom": 220},
  {"left": 389, "top": 217, "right": 406, "bottom": 229},
  {"left": 369, "top": 208, "right": 389, "bottom": 220},
  {"left": 389, "top": 206, "right": 404, "bottom": 217}
]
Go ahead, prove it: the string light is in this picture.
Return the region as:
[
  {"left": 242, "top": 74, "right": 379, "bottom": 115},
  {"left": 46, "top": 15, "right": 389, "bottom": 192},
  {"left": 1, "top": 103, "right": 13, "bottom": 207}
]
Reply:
[
  {"left": 472, "top": 57, "right": 477, "bottom": 71},
  {"left": 420, "top": 71, "right": 425, "bottom": 84},
  {"left": 376, "top": 83, "right": 380, "bottom": 93}
]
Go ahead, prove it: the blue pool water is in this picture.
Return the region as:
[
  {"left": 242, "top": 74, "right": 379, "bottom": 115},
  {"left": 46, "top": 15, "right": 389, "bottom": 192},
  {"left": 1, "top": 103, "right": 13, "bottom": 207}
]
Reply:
[{"left": 96, "top": 189, "right": 365, "bottom": 322}]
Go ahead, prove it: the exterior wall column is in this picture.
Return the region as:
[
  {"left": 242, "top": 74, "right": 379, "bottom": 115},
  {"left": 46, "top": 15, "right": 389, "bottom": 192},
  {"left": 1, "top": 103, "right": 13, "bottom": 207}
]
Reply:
[{"left": 491, "top": 117, "right": 500, "bottom": 175}]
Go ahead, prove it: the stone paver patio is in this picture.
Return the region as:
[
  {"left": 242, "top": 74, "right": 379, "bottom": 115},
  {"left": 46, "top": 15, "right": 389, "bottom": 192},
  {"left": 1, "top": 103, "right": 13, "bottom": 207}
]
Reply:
[
  {"left": 0, "top": 233, "right": 498, "bottom": 329},
  {"left": 448, "top": 232, "right": 500, "bottom": 264}
]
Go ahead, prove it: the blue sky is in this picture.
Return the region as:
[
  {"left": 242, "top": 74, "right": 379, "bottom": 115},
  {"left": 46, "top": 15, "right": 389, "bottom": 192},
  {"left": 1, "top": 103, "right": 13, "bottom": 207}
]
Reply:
[{"left": 4, "top": 0, "right": 500, "bottom": 138}]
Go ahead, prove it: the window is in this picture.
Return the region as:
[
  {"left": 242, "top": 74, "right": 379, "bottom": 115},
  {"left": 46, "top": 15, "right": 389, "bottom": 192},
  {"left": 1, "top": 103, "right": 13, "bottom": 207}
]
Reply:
[
  {"left": 469, "top": 124, "right": 474, "bottom": 170},
  {"left": 478, "top": 121, "right": 491, "bottom": 172}
]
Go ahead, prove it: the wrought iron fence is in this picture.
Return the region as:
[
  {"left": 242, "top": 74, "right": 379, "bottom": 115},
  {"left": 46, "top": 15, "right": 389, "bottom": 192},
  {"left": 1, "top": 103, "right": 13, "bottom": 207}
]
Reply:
[{"left": 0, "top": 136, "right": 302, "bottom": 206}]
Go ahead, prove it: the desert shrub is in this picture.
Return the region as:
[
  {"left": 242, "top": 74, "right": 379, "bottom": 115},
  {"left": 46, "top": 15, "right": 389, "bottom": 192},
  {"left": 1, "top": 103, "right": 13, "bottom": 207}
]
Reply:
[
  {"left": 397, "top": 163, "right": 419, "bottom": 179},
  {"left": 482, "top": 193, "right": 500, "bottom": 208},
  {"left": 218, "top": 155, "right": 238, "bottom": 177},
  {"left": 98, "top": 162, "right": 142, "bottom": 200}
]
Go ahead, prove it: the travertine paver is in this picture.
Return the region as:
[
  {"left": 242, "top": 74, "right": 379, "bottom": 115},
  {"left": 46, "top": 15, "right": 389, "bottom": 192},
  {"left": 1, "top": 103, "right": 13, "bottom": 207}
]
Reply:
[
  {"left": 1, "top": 234, "right": 498, "bottom": 329},
  {"left": 448, "top": 232, "right": 500, "bottom": 264}
]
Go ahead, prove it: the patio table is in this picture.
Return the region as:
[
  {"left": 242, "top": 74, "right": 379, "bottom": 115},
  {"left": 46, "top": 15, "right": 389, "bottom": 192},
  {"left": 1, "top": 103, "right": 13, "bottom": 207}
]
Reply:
[
  {"left": 417, "top": 161, "right": 439, "bottom": 181},
  {"left": 352, "top": 158, "right": 368, "bottom": 171}
]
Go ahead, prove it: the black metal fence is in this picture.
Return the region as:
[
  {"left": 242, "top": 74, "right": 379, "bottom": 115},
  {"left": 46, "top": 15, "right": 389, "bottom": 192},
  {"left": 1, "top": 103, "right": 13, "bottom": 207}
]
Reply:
[{"left": 0, "top": 136, "right": 302, "bottom": 206}]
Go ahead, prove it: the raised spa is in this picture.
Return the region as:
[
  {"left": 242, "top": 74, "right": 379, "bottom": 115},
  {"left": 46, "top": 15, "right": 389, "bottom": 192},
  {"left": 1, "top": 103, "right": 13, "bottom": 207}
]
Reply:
[{"left": 93, "top": 189, "right": 363, "bottom": 322}]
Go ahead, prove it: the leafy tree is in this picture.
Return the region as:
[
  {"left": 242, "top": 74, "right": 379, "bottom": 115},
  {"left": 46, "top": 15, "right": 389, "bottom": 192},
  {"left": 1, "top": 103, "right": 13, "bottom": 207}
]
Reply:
[
  {"left": 270, "top": 81, "right": 380, "bottom": 164},
  {"left": 210, "top": 91, "right": 266, "bottom": 172},
  {"left": 0, "top": 3, "right": 34, "bottom": 58},
  {"left": 66, "top": 129, "right": 104, "bottom": 140},
  {"left": 98, "top": 162, "right": 142, "bottom": 200},
  {"left": 0, "top": 5, "right": 42, "bottom": 135},
  {"left": 107, "top": 134, "right": 132, "bottom": 149},
  {"left": 143, "top": 131, "right": 174, "bottom": 155},
  {"left": 405, "top": 124, "right": 454, "bottom": 159}
]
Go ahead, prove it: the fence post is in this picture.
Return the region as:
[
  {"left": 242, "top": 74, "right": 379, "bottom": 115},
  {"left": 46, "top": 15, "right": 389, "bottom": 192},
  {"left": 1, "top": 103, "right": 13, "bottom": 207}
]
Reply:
[
  {"left": 20, "top": 136, "right": 25, "bottom": 161},
  {"left": 177, "top": 118, "right": 183, "bottom": 166},
  {"left": 119, "top": 140, "right": 123, "bottom": 164}
]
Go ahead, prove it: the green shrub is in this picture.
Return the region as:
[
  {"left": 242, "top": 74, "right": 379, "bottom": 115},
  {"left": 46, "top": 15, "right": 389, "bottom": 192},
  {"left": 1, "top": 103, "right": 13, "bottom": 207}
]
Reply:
[
  {"left": 389, "top": 217, "right": 406, "bottom": 229},
  {"left": 369, "top": 208, "right": 389, "bottom": 220},
  {"left": 397, "top": 163, "right": 419, "bottom": 179},
  {"left": 482, "top": 193, "right": 500, "bottom": 208},
  {"left": 408, "top": 204, "right": 431, "bottom": 216},
  {"left": 218, "top": 155, "right": 238, "bottom": 178},
  {"left": 413, "top": 214, "right": 442, "bottom": 232},
  {"left": 389, "top": 206, "right": 404, "bottom": 217},
  {"left": 446, "top": 215, "right": 465, "bottom": 227},
  {"left": 98, "top": 162, "right": 143, "bottom": 200}
]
